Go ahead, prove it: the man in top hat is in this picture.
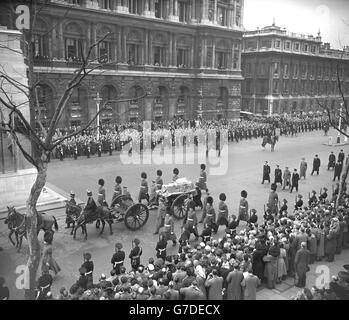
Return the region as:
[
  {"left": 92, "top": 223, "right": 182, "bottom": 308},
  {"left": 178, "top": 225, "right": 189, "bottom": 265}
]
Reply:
[
  {"left": 328, "top": 151, "right": 336, "bottom": 170},
  {"left": 311, "top": 154, "right": 321, "bottom": 176},
  {"left": 290, "top": 169, "right": 300, "bottom": 193},
  {"left": 338, "top": 149, "right": 345, "bottom": 163},
  {"left": 274, "top": 165, "right": 282, "bottom": 186},
  {"left": 282, "top": 166, "right": 291, "bottom": 190},
  {"left": 333, "top": 160, "right": 343, "bottom": 182},
  {"left": 261, "top": 161, "right": 271, "bottom": 184},
  {"left": 300, "top": 158, "right": 307, "bottom": 180},
  {"left": 111, "top": 242, "right": 125, "bottom": 275},
  {"left": 308, "top": 190, "right": 318, "bottom": 207}
]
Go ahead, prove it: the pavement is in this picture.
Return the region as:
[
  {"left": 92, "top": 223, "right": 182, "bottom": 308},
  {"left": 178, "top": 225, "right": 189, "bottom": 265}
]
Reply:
[{"left": 0, "top": 128, "right": 348, "bottom": 300}]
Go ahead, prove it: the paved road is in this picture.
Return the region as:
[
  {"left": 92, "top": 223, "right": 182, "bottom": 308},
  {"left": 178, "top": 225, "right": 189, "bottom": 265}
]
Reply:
[{"left": 1, "top": 128, "right": 348, "bottom": 299}]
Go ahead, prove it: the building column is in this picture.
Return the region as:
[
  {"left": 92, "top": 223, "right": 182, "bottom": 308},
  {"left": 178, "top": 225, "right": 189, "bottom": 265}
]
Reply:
[
  {"left": 144, "top": 30, "right": 149, "bottom": 65},
  {"left": 201, "top": 0, "right": 209, "bottom": 24},
  {"left": 191, "top": 0, "right": 197, "bottom": 23},
  {"left": 213, "top": 0, "right": 218, "bottom": 24},
  {"left": 212, "top": 41, "right": 216, "bottom": 68},
  {"left": 169, "top": 0, "right": 173, "bottom": 16},
  {"left": 190, "top": 36, "right": 194, "bottom": 68},
  {"left": 149, "top": 31, "right": 153, "bottom": 65},
  {"left": 200, "top": 37, "right": 206, "bottom": 68},
  {"left": 117, "top": 27, "right": 121, "bottom": 62},
  {"left": 144, "top": 0, "right": 155, "bottom": 17},
  {"left": 168, "top": 33, "right": 173, "bottom": 66},
  {"left": 123, "top": 27, "right": 128, "bottom": 63},
  {"left": 58, "top": 22, "right": 64, "bottom": 59},
  {"left": 90, "top": 23, "right": 97, "bottom": 60},
  {"left": 169, "top": 0, "right": 179, "bottom": 21},
  {"left": 172, "top": 34, "right": 177, "bottom": 66}
]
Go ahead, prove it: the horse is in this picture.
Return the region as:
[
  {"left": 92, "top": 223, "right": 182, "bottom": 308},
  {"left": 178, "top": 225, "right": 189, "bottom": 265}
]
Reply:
[
  {"left": 262, "top": 135, "right": 279, "bottom": 152},
  {"left": 73, "top": 206, "right": 115, "bottom": 240},
  {"left": 4, "top": 206, "right": 58, "bottom": 252},
  {"left": 65, "top": 201, "right": 84, "bottom": 235}
]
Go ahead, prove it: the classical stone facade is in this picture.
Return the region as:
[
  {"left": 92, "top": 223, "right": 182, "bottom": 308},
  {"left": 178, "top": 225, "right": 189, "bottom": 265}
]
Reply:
[
  {"left": 241, "top": 24, "right": 349, "bottom": 115},
  {"left": 1, "top": 0, "right": 244, "bottom": 126}
]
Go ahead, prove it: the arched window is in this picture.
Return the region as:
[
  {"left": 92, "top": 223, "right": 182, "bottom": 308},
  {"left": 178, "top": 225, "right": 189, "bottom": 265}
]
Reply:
[
  {"left": 69, "top": 87, "right": 87, "bottom": 126},
  {"left": 129, "top": 85, "right": 145, "bottom": 121},
  {"left": 64, "top": 22, "right": 84, "bottom": 61},
  {"left": 154, "top": 86, "right": 168, "bottom": 120},
  {"left": 33, "top": 19, "right": 49, "bottom": 59},
  {"left": 177, "top": 86, "right": 190, "bottom": 117},
  {"left": 153, "top": 33, "right": 167, "bottom": 66}
]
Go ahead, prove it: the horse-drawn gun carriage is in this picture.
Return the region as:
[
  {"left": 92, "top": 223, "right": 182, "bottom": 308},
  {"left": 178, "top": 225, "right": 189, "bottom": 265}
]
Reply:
[
  {"left": 65, "top": 191, "right": 149, "bottom": 240},
  {"left": 156, "top": 178, "right": 197, "bottom": 220}
]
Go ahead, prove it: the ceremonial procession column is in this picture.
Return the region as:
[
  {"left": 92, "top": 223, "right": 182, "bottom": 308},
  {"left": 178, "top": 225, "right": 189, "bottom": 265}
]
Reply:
[{"left": 0, "top": 26, "right": 35, "bottom": 213}]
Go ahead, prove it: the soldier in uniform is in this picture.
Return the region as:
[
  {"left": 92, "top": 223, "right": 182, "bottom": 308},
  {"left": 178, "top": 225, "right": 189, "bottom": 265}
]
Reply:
[
  {"left": 66, "top": 191, "right": 77, "bottom": 229},
  {"left": 81, "top": 252, "right": 94, "bottom": 285},
  {"left": 328, "top": 152, "right": 336, "bottom": 170},
  {"left": 154, "top": 196, "right": 166, "bottom": 235},
  {"left": 268, "top": 184, "right": 279, "bottom": 216},
  {"left": 319, "top": 187, "right": 328, "bottom": 202},
  {"left": 333, "top": 160, "right": 343, "bottom": 181},
  {"left": 185, "top": 202, "right": 199, "bottom": 240},
  {"left": 282, "top": 166, "right": 291, "bottom": 190},
  {"left": 36, "top": 265, "right": 53, "bottom": 300},
  {"left": 85, "top": 190, "right": 97, "bottom": 216},
  {"left": 197, "top": 163, "right": 207, "bottom": 191},
  {"left": 97, "top": 142, "right": 102, "bottom": 157},
  {"left": 163, "top": 210, "right": 177, "bottom": 246},
  {"left": 155, "top": 233, "right": 167, "bottom": 260},
  {"left": 74, "top": 143, "right": 78, "bottom": 160},
  {"left": 295, "top": 194, "right": 304, "bottom": 211},
  {"left": 261, "top": 161, "right": 271, "bottom": 184},
  {"left": 238, "top": 190, "right": 249, "bottom": 223},
  {"left": 149, "top": 170, "right": 163, "bottom": 207},
  {"left": 308, "top": 190, "right": 318, "bottom": 207},
  {"left": 217, "top": 193, "right": 229, "bottom": 231},
  {"left": 138, "top": 172, "right": 149, "bottom": 204},
  {"left": 111, "top": 176, "right": 122, "bottom": 206},
  {"left": 172, "top": 168, "right": 179, "bottom": 182},
  {"left": 111, "top": 242, "right": 125, "bottom": 275},
  {"left": 178, "top": 228, "right": 191, "bottom": 254},
  {"left": 97, "top": 178, "right": 108, "bottom": 207},
  {"left": 109, "top": 141, "right": 113, "bottom": 156},
  {"left": 338, "top": 149, "right": 345, "bottom": 163},
  {"left": 199, "top": 189, "right": 210, "bottom": 223},
  {"left": 129, "top": 238, "right": 142, "bottom": 271},
  {"left": 203, "top": 196, "right": 218, "bottom": 233}
]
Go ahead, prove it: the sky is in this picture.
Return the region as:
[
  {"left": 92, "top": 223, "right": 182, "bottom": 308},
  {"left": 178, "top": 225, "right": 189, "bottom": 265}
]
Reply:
[{"left": 243, "top": 0, "right": 349, "bottom": 49}]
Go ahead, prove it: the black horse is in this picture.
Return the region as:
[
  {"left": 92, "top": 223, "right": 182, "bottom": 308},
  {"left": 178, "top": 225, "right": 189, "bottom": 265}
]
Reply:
[
  {"left": 262, "top": 135, "right": 279, "bottom": 152},
  {"left": 73, "top": 206, "right": 115, "bottom": 240},
  {"left": 4, "top": 206, "right": 58, "bottom": 252}
]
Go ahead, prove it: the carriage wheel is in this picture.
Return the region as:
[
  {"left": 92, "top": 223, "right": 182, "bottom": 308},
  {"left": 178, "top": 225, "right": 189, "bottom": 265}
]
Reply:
[
  {"left": 124, "top": 204, "right": 149, "bottom": 231},
  {"left": 110, "top": 195, "right": 133, "bottom": 208},
  {"left": 171, "top": 194, "right": 188, "bottom": 219}
]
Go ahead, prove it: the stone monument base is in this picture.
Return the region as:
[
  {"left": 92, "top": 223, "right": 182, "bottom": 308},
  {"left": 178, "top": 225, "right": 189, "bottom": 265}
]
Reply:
[{"left": 0, "top": 168, "right": 68, "bottom": 215}]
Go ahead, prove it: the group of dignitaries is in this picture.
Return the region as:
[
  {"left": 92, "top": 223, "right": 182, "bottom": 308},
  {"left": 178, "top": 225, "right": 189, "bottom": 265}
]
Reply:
[
  {"left": 35, "top": 153, "right": 349, "bottom": 300},
  {"left": 262, "top": 150, "right": 346, "bottom": 194}
]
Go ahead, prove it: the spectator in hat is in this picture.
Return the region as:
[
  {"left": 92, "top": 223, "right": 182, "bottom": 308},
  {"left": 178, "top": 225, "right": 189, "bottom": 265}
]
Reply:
[
  {"left": 226, "top": 264, "right": 244, "bottom": 300},
  {"left": 290, "top": 169, "right": 300, "bottom": 193},
  {"left": 205, "top": 269, "right": 223, "bottom": 300},
  {"left": 282, "top": 166, "right": 291, "bottom": 190},
  {"left": 300, "top": 157, "right": 307, "bottom": 180},
  {"left": 262, "top": 161, "right": 271, "bottom": 184},
  {"left": 179, "top": 280, "right": 205, "bottom": 300},
  {"left": 241, "top": 269, "right": 260, "bottom": 300},
  {"left": 311, "top": 154, "right": 321, "bottom": 176},
  {"left": 274, "top": 165, "right": 283, "bottom": 185},
  {"left": 81, "top": 252, "right": 94, "bottom": 285},
  {"left": 294, "top": 242, "right": 310, "bottom": 288}
]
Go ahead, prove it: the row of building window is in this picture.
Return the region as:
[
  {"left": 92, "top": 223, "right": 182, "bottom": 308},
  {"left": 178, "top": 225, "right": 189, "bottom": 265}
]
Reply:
[
  {"left": 246, "top": 39, "right": 318, "bottom": 53},
  {"left": 244, "top": 62, "right": 349, "bottom": 79},
  {"left": 65, "top": 0, "right": 242, "bottom": 26},
  {"left": 244, "top": 79, "right": 349, "bottom": 96},
  {"left": 33, "top": 34, "right": 240, "bottom": 69}
]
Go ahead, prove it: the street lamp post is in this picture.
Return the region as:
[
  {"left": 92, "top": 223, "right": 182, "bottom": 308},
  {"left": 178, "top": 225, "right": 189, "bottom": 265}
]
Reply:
[
  {"left": 94, "top": 92, "right": 103, "bottom": 140},
  {"left": 337, "top": 102, "right": 343, "bottom": 144}
]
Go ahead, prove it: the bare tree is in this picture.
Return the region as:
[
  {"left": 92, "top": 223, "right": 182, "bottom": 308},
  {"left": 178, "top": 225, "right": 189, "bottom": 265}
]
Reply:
[
  {"left": 316, "top": 50, "right": 349, "bottom": 207},
  {"left": 0, "top": 0, "right": 145, "bottom": 299}
]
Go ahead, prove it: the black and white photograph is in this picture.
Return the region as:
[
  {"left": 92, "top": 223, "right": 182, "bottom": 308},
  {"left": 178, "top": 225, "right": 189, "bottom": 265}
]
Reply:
[{"left": 0, "top": 0, "right": 349, "bottom": 305}]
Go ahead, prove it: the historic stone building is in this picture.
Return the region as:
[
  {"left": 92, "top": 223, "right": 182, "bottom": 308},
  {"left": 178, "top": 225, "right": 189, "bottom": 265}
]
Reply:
[
  {"left": 1, "top": 0, "right": 244, "bottom": 127},
  {"left": 241, "top": 23, "right": 349, "bottom": 115}
]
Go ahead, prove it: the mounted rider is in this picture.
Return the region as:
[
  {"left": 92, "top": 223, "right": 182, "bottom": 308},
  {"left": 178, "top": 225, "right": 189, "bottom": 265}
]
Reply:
[{"left": 66, "top": 191, "right": 77, "bottom": 228}]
